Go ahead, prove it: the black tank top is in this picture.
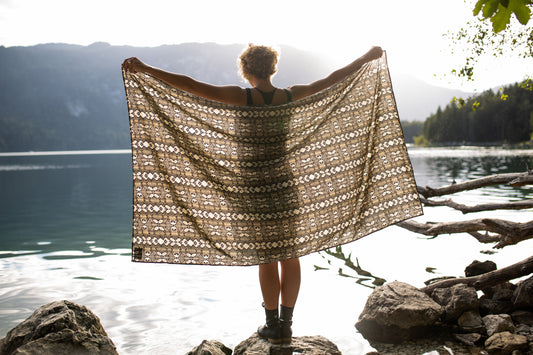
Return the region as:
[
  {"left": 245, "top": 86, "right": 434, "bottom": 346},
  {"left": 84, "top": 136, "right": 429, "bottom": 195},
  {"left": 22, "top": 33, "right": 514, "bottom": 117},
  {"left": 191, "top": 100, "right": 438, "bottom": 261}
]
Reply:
[{"left": 246, "top": 88, "right": 292, "bottom": 106}]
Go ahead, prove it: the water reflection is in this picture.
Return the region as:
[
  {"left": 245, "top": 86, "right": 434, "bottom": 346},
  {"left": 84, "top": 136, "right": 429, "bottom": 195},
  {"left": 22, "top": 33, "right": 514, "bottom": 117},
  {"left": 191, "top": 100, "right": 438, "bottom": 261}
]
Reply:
[
  {"left": 409, "top": 147, "right": 533, "bottom": 188},
  {"left": 0, "top": 152, "right": 132, "bottom": 256},
  {"left": 314, "top": 245, "right": 386, "bottom": 289}
]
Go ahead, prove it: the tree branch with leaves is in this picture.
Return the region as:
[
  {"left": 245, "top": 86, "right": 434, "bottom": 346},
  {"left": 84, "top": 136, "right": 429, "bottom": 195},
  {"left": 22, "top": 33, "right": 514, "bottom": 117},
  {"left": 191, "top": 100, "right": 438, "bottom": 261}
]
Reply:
[{"left": 448, "top": 0, "right": 532, "bottom": 88}]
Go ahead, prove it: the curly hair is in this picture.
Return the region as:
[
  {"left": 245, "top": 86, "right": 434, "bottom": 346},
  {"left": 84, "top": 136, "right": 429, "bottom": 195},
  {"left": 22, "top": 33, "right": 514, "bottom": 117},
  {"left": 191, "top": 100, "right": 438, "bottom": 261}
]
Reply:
[{"left": 238, "top": 44, "right": 279, "bottom": 80}]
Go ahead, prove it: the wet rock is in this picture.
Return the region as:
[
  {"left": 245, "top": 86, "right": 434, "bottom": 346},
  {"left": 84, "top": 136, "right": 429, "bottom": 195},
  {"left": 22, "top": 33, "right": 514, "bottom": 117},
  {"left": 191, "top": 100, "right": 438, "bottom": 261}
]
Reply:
[
  {"left": 233, "top": 333, "right": 341, "bottom": 355},
  {"left": 187, "top": 340, "right": 232, "bottom": 355},
  {"left": 465, "top": 260, "right": 497, "bottom": 277},
  {"left": 0, "top": 300, "right": 117, "bottom": 355},
  {"left": 355, "top": 281, "right": 444, "bottom": 343},
  {"left": 483, "top": 314, "right": 515, "bottom": 337},
  {"left": 484, "top": 331, "right": 528, "bottom": 354},
  {"left": 512, "top": 276, "right": 533, "bottom": 309},
  {"left": 431, "top": 284, "right": 479, "bottom": 321},
  {"left": 457, "top": 310, "right": 484, "bottom": 332}
]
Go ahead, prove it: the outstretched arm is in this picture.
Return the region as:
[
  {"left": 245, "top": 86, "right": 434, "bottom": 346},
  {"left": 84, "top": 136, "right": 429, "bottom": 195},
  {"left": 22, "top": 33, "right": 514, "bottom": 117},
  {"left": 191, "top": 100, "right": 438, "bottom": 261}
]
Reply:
[
  {"left": 122, "top": 57, "right": 246, "bottom": 105},
  {"left": 289, "top": 46, "right": 383, "bottom": 101}
]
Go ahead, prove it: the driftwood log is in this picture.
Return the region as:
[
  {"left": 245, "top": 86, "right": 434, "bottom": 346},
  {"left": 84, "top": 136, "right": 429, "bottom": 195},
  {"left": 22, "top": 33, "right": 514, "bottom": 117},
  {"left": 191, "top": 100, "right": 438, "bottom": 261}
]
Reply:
[
  {"left": 396, "top": 167, "right": 533, "bottom": 292},
  {"left": 397, "top": 167, "right": 533, "bottom": 248},
  {"left": 417, "top": 169, "right": 533, "bottom": 198},
  {"left": 421, "top": 255, "right": 533, "bottom": 294},
  {"left": 397, "top": 219, "right": 533, "bottom": 247}
]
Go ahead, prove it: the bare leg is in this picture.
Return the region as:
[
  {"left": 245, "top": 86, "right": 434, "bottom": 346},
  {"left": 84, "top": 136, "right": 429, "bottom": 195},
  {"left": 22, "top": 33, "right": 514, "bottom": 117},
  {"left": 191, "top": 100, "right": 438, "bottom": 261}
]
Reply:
[
  {"left": 280, "top": 258, "right": 300, "bottom": 307},
  {"left": 258, "top": 258, "right": 300, "bottom": 343},
  {"left": 258, "top": 262, "right": 280, "bottom": 310}
]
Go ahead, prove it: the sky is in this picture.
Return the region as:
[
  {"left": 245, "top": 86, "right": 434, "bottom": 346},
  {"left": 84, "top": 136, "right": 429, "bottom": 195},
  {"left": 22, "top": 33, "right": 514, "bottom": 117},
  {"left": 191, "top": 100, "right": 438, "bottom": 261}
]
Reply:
[{"left": 0, "top": 0, "right": 530, "bottom": 91}]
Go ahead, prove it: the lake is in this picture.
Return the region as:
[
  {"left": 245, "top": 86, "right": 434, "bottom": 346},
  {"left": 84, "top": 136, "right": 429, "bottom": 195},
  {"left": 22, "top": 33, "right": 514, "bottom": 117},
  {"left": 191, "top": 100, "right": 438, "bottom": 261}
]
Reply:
[{"left": 1, "top": 147, "right": 532, "bottom": 354}]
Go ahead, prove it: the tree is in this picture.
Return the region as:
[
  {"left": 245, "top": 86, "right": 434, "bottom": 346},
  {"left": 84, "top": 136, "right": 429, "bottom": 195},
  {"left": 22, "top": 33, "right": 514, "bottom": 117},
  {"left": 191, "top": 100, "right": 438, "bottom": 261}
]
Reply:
[
  {"left": 420, "top": 83, "right": 533, "bottom": 145},
  {"left": 448, "top": 0, "right": 532, "bottom": 87},
  {"left": 474, "top": 0, "right": 531, "bottom": 32}
]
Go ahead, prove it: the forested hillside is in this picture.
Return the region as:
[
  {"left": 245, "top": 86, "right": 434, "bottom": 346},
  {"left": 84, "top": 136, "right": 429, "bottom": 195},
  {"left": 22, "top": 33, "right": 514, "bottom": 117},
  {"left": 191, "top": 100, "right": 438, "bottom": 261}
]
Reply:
[{"left": 419, "top": 84, "right": 533, "bottom": 145}]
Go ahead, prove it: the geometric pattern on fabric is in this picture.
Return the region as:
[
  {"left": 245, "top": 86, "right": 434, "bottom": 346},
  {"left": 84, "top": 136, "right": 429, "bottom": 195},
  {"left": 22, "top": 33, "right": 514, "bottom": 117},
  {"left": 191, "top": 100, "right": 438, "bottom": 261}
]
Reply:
[{"left": 123, "top": 54, "right": 423, "bottom": 266}]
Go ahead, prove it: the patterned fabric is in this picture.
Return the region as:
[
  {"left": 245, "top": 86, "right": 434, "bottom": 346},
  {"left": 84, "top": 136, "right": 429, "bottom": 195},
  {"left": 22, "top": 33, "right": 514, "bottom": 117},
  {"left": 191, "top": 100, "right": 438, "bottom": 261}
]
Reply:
[{"left": 123, "top": 55, "right": 422, "bottom": 266}]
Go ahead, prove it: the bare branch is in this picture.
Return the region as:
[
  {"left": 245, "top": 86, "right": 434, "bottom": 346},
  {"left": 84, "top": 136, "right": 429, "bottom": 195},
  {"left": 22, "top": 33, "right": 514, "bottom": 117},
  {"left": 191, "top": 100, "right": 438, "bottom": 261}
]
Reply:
[
  {"left": 484, "top": 219, "right": 533, "bottom": 248},
  {"left": 421, "top": 255, "right": 533, "bottom": 294}
]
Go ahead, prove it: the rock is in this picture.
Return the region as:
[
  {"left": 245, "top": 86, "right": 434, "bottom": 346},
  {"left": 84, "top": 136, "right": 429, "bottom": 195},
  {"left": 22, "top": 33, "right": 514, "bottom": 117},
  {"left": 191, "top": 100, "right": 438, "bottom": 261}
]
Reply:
[
  {"left": 481, "top": 282, "right": 515, "bottom": 300},
  {"left": 492, "top": 288, "right": 515, "bottom": 302},
  {"left": 511, "top": 310, "right": 533, "bottom": 326},
  {"left": 484, "top": 331, "right": 528, "bottom": 354},
  {"left": 453, "top": 332, "right": 483, "bottom": 346},
  {"left": 457, "top": 310, "right": 484, "bottom": 332},
  {"left": 233, "top": 333, "right": 341, "bottom": 355},
  {"left": 431, "top": 284, "right": 479, "bottom": 322},
  {"left": 512, "top": 276, "right": 533, "bottom": 310},
  {"left": 515, "top": 324, "right": 533, "bottom": 336},
  {"left": 479, "top": 298, "right": 514, "bottom": 316},
  {"left": 355, "top": 281, "right": 444, "bottom": 343},
  {"left": 0, "top": 300, "right": 117, "bottom": 355},
  {"left": 367, "top": 338, "right": 475, "bottom": 355},
  {"left": 187, "top": 339, "right": 232, "bottom": 355},
  {"left": 483, "top": 314, "right": 515, "bottom": 337},
  {"left": 465, "top": 260, "right": 497, "bottom": 277}
]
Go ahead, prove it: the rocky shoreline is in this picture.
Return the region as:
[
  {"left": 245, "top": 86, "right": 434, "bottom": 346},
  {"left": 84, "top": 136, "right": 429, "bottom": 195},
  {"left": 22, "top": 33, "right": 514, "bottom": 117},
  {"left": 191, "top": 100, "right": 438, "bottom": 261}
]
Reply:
[
  {"left": 0, "top": 300, "right": 341, "bottom": 355},
  {"left": 357, "top": 260, "right": 533, "bottom": 355},
  {"left": 1, "top": 260, "right": 532, "bottom": 354}
]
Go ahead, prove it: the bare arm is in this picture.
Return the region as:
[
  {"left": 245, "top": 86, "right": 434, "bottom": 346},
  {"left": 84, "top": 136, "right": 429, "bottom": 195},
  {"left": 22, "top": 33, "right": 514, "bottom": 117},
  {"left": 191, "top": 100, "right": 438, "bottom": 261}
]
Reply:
[
  {"left": 122, "top": 57, "right": 246, "bottom": 105},
  {"left": 289, "top": 46, "right": 383, "bottom": 101}
]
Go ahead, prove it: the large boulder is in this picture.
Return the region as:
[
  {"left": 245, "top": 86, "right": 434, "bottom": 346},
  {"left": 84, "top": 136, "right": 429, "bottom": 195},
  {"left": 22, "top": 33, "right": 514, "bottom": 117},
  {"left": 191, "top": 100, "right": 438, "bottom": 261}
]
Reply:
[
  {"left": 233, "top": 333, "right": 341, "bottom": 355},
  {"left": 0, "top": 300, "right": 117, "bottom": 355},
  {"left": 355, "top": 281, "right": 444, "bottom": 343}
]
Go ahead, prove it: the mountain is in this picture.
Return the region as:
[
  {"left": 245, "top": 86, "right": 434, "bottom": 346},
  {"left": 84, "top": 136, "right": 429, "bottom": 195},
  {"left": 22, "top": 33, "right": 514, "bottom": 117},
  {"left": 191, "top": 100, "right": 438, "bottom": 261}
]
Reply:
[
  {"left": 0, "top": 42, "right": 468, "bottom": 152},
  {"left": 390, "top": 73, "right": 471, "bottom": 121}
]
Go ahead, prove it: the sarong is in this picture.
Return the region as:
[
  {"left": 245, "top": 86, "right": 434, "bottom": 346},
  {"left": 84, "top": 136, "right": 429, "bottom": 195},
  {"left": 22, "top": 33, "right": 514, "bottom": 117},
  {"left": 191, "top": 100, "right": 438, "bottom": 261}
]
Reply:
[{"left": 123, "top": 54, "right": 423, "bottom": 266}]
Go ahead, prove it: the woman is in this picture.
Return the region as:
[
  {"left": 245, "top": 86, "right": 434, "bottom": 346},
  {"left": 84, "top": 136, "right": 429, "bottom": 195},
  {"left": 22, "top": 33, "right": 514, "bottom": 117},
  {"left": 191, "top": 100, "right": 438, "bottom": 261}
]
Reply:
[{"left": 122, "top": 44, "right": 383, "bottom": 344}]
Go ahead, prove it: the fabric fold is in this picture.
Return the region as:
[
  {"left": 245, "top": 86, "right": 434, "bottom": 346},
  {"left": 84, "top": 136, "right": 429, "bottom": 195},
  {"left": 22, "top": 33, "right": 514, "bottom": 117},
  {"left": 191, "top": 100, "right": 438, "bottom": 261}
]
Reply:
[{"left": 123, "top": 55, "right": 423, "bottom": 266}]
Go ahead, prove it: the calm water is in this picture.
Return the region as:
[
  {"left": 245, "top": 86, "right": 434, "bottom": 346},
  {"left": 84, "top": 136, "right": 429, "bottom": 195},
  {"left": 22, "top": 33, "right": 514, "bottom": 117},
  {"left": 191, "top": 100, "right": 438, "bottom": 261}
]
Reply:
[{"left": 1, "top": 147, "right": 532, "bottom": 354}]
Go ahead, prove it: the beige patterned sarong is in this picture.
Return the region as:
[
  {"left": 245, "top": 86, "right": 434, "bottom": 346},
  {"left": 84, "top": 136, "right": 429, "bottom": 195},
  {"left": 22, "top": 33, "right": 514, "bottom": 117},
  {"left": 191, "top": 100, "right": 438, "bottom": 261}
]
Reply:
[{"left": 123, "top": 54, "right": 422, "bottom": 266}]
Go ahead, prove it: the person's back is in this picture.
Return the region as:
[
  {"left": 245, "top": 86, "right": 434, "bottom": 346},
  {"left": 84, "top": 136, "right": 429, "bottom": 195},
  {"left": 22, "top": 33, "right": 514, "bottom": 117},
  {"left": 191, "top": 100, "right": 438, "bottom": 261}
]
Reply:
[
  {"left": 122, "top": 43, "right": 383, "bottom": 345},
  {"left": 246, "top": 87, "right": 292, "bottom": 106}
]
